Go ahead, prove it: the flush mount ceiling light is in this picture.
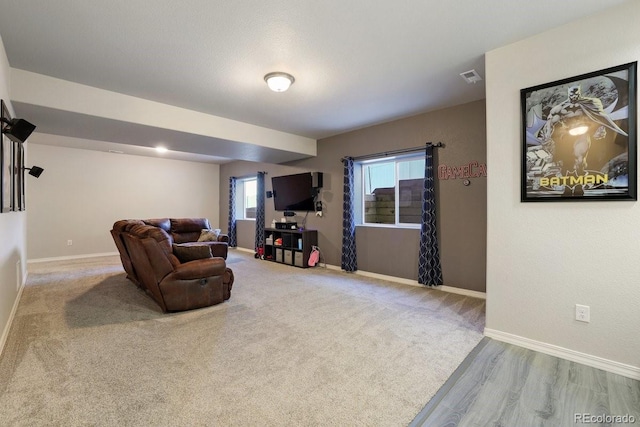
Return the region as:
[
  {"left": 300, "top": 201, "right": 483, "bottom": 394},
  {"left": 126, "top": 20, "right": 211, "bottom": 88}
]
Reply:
[
  {"left": 155, "top": 146, "right": 168, "bottom": 153},
  {"left": 264, "top": 72, "right": 295, "bottom": 92}
]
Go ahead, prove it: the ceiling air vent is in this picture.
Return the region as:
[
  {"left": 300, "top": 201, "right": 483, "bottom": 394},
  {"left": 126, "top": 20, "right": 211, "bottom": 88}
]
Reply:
[{"left": 460, "top": 69, "right": 483, "bottom": 84}]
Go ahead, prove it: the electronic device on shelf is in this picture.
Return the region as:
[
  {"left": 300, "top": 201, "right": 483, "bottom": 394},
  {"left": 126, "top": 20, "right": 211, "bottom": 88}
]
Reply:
[{"left": 275, "top": 222, "right": 298, "bottom": 230}]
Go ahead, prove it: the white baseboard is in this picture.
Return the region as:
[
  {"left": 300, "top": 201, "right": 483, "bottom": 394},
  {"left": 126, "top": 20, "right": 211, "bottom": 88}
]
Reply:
[
  {"left": 233, "top": 247, "right": 255, "bottom": 254},
  {"left": 437, "top": 285, "right": 486, "bottom": 299},
  {"left": 28, "top": 252, "right": 120, "bottom": 264},
  {"left": 484, "top": 328, "right": 640, "bottom": 380},
  {"left": 0, "top": 278, "right": 26, "bottom": 358},
  {"left": 324, "top": 263, "right": 486, "bottom": 299}
]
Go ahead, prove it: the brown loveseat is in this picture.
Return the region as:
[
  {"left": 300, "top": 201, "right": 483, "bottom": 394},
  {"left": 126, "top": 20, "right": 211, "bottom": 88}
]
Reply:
[
  {"left": 144, "top": 217, "right": 229, "bottom": 259},
  {"left": 111, "top": 218, "right": 233, "bottom": 312}
]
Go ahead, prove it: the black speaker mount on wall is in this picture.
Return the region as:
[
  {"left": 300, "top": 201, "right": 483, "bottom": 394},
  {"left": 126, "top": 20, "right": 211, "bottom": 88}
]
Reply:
[
  {"left": 1, "top": 117, "right": 36, "bottom": 143},
  {"left": 25, "top": 166, "right": 44, "bottom": 178}
]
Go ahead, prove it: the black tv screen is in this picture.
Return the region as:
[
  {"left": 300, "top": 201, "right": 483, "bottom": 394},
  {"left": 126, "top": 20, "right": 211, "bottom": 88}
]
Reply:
[{"left": 271, "top": 172, "right": 315, "bottom": 212}]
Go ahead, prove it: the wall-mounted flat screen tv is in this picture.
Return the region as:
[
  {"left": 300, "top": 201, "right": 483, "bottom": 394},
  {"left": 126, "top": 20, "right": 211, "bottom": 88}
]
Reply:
[{"left": 271, "top": 172, "right": 315, "bottom": 212}]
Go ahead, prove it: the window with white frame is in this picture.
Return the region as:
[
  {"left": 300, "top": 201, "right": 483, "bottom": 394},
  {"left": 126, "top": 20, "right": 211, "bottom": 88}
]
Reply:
[
  {"left": 361, "top": 155, "right": 425, "bottom": 226},
  {"left": 235, "top": 177, "right": 257, "bottom": 219}
]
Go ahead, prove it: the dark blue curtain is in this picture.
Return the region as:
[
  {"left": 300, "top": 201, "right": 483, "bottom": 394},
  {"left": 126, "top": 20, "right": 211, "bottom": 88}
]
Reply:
[
  {"left": 418, "top": 145, "right": 443, "bottom": 286},
  {"left": 341, "top": 158, "right": 357, "bottom": 272},
  {"left": 255, "top": 172, "right": 266, "bottom": 252},
  {"left": 227, "top": 177, "right": 237, "bottom": 247}
]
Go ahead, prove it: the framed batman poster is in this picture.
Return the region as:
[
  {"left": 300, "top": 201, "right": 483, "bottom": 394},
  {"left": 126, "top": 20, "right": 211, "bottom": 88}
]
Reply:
[{"left": 521, "top": 62, "right": 637, "bottom": 202}]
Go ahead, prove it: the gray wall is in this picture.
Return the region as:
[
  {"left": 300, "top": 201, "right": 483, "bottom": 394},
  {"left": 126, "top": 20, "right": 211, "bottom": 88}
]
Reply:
[
  {"left": 27, "top": 144, "right": 221, "bottom": 260},
  {"left": 220, "top": 100, "right": 486, "bottom": 292}
]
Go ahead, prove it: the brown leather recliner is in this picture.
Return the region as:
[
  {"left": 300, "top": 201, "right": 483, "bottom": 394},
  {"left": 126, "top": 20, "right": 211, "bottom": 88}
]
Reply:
[
  {"left": 144, "top": 217, "right": 229, "bottom": 259},
  {"left": 111, "top": 219, "right": 233, "bottom": 312}
]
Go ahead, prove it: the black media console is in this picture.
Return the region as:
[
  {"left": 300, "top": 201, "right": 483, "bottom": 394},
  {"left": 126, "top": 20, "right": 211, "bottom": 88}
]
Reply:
[{"left": 263, "top": 227, "right": 318, "bottom": 268}]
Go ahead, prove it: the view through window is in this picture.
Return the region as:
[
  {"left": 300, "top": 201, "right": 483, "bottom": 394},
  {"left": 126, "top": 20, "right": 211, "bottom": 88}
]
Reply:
[
  {"left": 236, "top": 177, "right": 257, "bottom": 219},
  {"left": 361, "top": 156, "right": 424, "bottom": 225}
]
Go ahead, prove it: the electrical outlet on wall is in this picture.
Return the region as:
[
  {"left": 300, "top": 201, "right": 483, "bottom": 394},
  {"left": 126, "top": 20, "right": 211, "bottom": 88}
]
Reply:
[
  {"left": 67, "top": 240, "right": 73, "bottom": 246},
  {"left": 575, "top": 304, "right": 590, "bottom": 323}
]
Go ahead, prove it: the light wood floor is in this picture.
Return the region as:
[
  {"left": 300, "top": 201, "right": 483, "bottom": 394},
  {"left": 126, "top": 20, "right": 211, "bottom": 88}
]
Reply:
[{"left": 410, "top": 338, "right": 640, "bottom": 426}]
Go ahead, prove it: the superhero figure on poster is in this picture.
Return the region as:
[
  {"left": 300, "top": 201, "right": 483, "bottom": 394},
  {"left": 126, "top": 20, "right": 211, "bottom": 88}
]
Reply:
[{"left": 536, "top": 85, "right": 628, "bottom": 195}]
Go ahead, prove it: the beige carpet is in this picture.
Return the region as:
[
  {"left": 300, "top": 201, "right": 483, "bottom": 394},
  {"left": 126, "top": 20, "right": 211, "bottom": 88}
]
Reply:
[{"left": 0, "top": 250, "right": 485, "bottom": 426}]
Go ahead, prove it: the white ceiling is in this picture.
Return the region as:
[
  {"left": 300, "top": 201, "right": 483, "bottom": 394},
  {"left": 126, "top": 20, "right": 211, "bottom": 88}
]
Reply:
[{"left": 0, "top": 0, "right": 631, "bottom": 163}]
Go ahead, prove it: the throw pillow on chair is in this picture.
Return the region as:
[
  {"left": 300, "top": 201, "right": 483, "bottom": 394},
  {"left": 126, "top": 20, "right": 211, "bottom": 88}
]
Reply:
[{"left": 197, "top": 229, "right": 221, "bottom": 242}]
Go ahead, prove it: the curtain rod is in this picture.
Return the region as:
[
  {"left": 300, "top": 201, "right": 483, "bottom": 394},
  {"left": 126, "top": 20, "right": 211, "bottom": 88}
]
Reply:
[
  {"left": 341, "top": 142, "right": 443, "bottom": 163},
  {"left": 231, "top": 171, "right": 268, "bottom": 180}
]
